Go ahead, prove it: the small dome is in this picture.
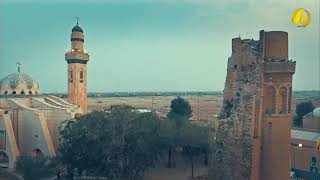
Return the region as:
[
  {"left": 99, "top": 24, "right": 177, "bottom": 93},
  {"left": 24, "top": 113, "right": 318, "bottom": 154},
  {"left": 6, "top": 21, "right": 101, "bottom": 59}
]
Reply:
[
  {"left": 72, "top": 25, "right": 83, "bottom": 33},
  {"left": 0, "top": 72, "right": 40, "bottom": 96},
  {"left": 313, "top": 107, "right": 320, "bottom": 118}
]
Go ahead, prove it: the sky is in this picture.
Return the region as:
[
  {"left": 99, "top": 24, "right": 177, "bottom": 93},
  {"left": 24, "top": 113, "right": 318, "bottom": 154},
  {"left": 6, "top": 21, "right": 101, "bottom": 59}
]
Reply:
[{"left": 0, "top": 0, "right": 319, "bottom": 93}]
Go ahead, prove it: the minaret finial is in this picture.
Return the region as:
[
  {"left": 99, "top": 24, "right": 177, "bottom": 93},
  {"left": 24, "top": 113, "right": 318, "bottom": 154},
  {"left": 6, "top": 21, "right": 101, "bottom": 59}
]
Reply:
[
  {"left": 16, "top": 62, "right": 22, "bottom": 73},
  {"left": 76, "top": 17, "right": 80, "bottom": 26}
]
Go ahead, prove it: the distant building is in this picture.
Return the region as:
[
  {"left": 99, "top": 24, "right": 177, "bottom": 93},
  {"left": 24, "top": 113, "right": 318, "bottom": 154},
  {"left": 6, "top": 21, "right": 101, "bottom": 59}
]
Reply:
[
  {"left": 291, "top": 107, "right": 320, "bottom": 176},
  {"left": 210, "top": 30, "right": 296, "bottom": 180}
]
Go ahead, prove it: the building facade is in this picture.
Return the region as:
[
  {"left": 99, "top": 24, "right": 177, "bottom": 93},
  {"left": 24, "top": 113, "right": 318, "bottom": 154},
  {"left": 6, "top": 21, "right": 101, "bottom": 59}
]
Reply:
[
  {"left": 65, "top": 22, "right": 90, "bottom": 113},
  {"left": 210, "top": 30, "right": 296, "bottom": 180},
  {"left": 0, "top": 22, "right": 88, "bottom": 169},
  {"left": 291, "top": 107, "right": 320, "bottom": 178},
  {"left": 0, "top": 69, "right": 81, "bottom": 168}
]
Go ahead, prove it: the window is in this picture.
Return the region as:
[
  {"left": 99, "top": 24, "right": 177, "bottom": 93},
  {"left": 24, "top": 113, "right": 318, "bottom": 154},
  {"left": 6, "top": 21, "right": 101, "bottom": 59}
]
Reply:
[
  {"left": 4, "top": 91, "right": 8, "bottom": 95},
  {"left": 310, "top": 157, "right": 318, "bottom": 173},
  {"left": 70, "top": 70, "right": 73, "bottom": 83},
  {"left": 21, "top": 91, "right": 25, "bottom": 95},
  {"left": 80, "top": 71, "right": 84, "bottom": 83},
  {"left": 288, "top": 86, "right": 292, "bottom": 113},
  {"left": 29, "top": 91, "right": 32, "bottom": 95},
  {"left": 12, "top": 91, "right": 16, "bottom": 95},
  {"left": 279, "top": 86, "right": 287, "bottom": 114},
  {"left": 265, "top": 86, "right": 276, "bottom": 114}
]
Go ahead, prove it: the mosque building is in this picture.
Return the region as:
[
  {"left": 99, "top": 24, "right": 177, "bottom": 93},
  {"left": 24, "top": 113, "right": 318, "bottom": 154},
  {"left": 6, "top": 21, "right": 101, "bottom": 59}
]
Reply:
[
  {"left": 0, "top": 21, "right": 89, "bottom": 168},
  {"left": 291, "top": 107, "right": 320, "bottom": 176}
]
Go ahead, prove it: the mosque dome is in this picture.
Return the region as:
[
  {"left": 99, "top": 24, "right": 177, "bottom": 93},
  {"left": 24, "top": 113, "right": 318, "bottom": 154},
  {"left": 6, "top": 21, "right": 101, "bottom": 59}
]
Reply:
[
  {"left": 313, "top": 107, "right": 320, "bottom": 118},
  {"left": 0, "top": 72, "right": 40, "bottom": 96},
  {"left": 72, "top": 25, "right": 83, "bottom": 33}
]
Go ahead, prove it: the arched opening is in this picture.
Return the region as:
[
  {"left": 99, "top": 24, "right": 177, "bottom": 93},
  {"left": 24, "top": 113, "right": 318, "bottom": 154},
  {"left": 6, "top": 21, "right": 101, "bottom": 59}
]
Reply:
[
  {"left": 288, "top": 86, "right": 292, "bottom": 113},
  {"left": 279, "top": 86, "right": 288, "bottom": 114},
  {"left": 4, "top": 91, "right": 8, "bottom": 95},
  {"left": 0, "top": 151, "right": 9, "bottom": 168},
  {"left": 70, "top": 70, "right": 73, "bottom": 83},
  {"left": 31, "top": 148, "right": 44, "bottom": 158},
  {"left": 12, "top": 91, "right": 16, "bottom": 95},
  {"left": 29, "top": 91, "right": 32, "bottom": 95},
  {"left": 21, "top": 91, "right": 25, "bottom": 95},
  {"left": 265, "top": 86, "right": 276, "bottom": 114},
  {"left": 80, "top": 71, "right": 84, "bottom": 83}
]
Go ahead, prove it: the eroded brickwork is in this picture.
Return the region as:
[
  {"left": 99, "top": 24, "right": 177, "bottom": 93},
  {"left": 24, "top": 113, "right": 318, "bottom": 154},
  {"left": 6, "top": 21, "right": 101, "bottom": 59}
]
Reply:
[{"left": 209, "top": 30, "right": 295, "bottom": 180}]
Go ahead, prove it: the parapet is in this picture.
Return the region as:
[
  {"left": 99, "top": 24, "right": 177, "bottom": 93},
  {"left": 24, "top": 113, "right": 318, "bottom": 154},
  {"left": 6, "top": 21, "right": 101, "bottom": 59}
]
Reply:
[
  {"left": 260, "top": 30, "right": 288, "bottom": 60},
  {"left": 263, "top": 61, "right": 296, "bottom": 73}
]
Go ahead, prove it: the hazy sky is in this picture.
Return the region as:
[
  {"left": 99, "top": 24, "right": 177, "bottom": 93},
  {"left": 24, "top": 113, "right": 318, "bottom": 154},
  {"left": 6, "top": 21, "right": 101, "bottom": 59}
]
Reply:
[{"left": 0, "top": 0, "right": 319, "bottom": 93}]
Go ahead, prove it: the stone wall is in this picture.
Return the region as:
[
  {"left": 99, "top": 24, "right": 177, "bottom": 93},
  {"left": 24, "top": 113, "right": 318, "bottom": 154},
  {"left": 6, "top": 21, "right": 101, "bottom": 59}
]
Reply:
[
  {"left": 209, "top": 31, "right": 295, "bottom": 180},
  {"left": 209, "top": 36, "right": 262, "bottom": 180}
]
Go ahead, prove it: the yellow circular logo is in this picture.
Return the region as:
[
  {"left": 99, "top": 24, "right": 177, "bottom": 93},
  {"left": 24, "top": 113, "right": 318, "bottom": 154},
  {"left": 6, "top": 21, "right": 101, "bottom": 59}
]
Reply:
[{"left": 292, "top": 8, "right": 311, "bottom": 28}]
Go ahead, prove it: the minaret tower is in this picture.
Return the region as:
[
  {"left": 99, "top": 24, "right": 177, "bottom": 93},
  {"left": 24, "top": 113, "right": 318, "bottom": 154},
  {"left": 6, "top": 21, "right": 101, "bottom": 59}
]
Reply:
[{"left": 65, "top": 18, "right": 90, "bottom": 113}]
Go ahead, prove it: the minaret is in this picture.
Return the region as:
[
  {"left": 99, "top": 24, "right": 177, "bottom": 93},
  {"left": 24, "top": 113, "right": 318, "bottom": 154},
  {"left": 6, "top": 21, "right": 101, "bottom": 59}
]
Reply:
[
  {"left": 65, "top": 19, "right": 90, "bottom": 113},
  {"left": 260, "top": 31, "right": 295, "bottom": 180}
]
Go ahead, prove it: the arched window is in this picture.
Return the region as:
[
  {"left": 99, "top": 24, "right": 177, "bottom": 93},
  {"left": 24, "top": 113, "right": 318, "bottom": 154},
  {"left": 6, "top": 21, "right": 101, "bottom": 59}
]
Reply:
[
  {"left": 4, "top": 91, "right": 8, "bottom": 95},
  {"left": 80, "top": 71, "right": 84, "bottom": 83},
  {"left": 21, "top": 91, "right": 25, "bottom": 95},
  {"left": 70, "top": 70, "right": 73, "bottom": 83},
  {"left": 12, "top": 91, "right": 16, "bottom": 95},
  {"left": 29, "top": 91, "right": 32, "bottom": 95},
  {"left": 265, "top": 86, "right": 276, "bottom": 114},
  {"left": 279, "top": 86, "right": 288, "bottom": 114},
  {"left": 288, "top": 86, "right": 292, "bottom": 113}
]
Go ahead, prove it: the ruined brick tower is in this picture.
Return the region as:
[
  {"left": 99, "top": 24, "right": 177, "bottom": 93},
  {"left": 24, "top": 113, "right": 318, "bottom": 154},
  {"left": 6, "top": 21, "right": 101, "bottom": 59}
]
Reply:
[
  {"left": 210, "top": 31, "right": 295, "bottom": 180},
  {"left": 65, "top": 20, "right": 90, "bottom": 113}
]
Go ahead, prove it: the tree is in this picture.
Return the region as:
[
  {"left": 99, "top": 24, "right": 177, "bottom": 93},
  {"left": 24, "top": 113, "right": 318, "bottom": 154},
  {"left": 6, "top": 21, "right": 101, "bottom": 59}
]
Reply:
[
  {"left": 167, "top": 96, "right": 192, "bottom": 127},
  {"left": 182, "top": 146, "right": 202, "bottom": 179},
  {"left": 15, "top": 156, "right": 56, "bottom": 180},
  {"left": 166, "top": 97, "right": 192, "bottom": 168},
  {"left": 59, "top": 105, "right": 166, "bottom": 180},
  {"left": 179, "top": 123, "right": 209, "bottom": 179},
  {"left": 294, "top": 101, "right": 315, "bottom": 127}
]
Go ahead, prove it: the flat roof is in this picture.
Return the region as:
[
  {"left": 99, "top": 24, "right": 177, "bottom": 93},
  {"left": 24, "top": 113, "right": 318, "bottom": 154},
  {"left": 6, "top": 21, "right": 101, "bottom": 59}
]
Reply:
[{"left": 291, "top": 129, "right": 320, "bottom": 141}]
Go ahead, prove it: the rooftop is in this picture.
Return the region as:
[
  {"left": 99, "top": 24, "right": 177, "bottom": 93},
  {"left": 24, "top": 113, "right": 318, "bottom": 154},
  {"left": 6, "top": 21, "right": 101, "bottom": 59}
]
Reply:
[{"left": 291, "top": 129, "right": 320, "bottom": 141}]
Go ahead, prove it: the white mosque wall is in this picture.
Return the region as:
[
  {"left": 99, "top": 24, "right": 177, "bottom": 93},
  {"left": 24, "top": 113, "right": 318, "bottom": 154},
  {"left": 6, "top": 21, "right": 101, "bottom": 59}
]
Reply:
[
  {"left": 40, "top": 109, "right": 74, "bottom": 152},
  {"left": 0, "top": 96, "right": 79, "bottom": 168},
  {"left": 46, "top": 96, "right": 75, "bottom": 107},
  {"left": 16, "top": 109, "right": 55, "bottom": 157},
  {"left": 0, "top": 111, "right": 19, "bottom": 168}
]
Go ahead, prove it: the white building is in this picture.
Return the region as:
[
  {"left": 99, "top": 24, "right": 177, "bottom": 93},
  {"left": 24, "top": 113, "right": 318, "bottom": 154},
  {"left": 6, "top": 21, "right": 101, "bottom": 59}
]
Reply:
[{"left": 0, "top": 69, "right": 81, "bottom": 168}]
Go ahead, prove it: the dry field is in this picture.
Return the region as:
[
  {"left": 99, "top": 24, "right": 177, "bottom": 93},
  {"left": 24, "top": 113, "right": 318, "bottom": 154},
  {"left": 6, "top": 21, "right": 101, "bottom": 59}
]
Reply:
[
  {"left": 88, "top": 95, "right": 223, "bottom": 121},
  {"left": 88, "top": 93, "right": 320, "bottom": 121}
]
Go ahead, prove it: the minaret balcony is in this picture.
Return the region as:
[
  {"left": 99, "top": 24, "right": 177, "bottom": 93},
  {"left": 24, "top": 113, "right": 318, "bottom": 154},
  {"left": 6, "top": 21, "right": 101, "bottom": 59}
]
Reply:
[
  {"left": 65, "top": 50, "right": 89, "bottom": 61},
  {"left": 263, "top": 61, "right": 296, "bottom": 73}
]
